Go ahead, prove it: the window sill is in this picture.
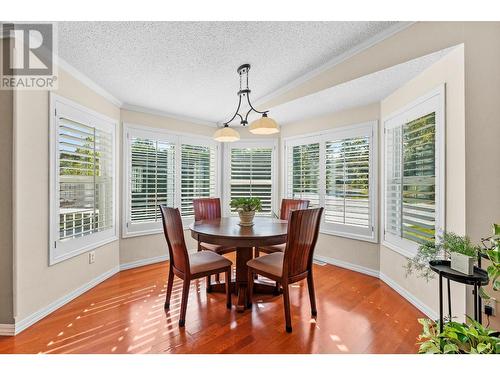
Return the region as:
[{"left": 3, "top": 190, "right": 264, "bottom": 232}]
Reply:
[
  {"left": 50, "top": 235, "right": 119, "bottom": 266},
  {"left": 381, "top": 240, "right": 417, "bottom": 259}
]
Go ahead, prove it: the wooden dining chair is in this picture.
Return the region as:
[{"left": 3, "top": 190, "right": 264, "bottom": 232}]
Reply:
[
  {"left": 160, "top": 206, "right": 232, "bottom": 327},
  {"left": 254, "top": 199, "right": 309, "bottom": 257},
  {"left": 246, "top": 207, "right": 323, "bottom": 333},
  {"left": 193, "top": 198, "right": 236, "bottom": 288}
]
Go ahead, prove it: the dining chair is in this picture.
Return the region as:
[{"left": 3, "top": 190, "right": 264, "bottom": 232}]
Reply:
[
  {"left": 193, "top": 198, "right": 236, "bottom": 289},
  {"left": 246, "top": 207, "right": 323, "bottom": 333},
  {"left": 254, "top": 199, "right": 309, "bottom": 257},
  {"left": 160, "top": 205, "right": 232, "bottom": 327}
]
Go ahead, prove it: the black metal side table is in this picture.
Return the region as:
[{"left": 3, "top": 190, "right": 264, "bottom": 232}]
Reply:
[{"left": 429, "top": 260, "right": 489, "bottom": 332}]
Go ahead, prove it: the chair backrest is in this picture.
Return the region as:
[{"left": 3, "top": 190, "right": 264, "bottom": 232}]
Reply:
[
  {"left": 159, "top": 206, "right": 190, "bottom": 274},
  {"left": 193, "top": 198, "right": 222, "bottom": 222},
  {"left": 280, "top": 199, "right": 310, "bottom": 220},
  {"left": 283, "top": 207, "right": 324, "bottom": 279}
]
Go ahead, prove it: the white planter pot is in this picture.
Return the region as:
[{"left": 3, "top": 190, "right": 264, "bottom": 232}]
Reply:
[
  {"left": 238, "top": 210, "right": 255, "bottom": 226},
  {"left": 450, "top": 252, "right": 476, "bottom": 275}
]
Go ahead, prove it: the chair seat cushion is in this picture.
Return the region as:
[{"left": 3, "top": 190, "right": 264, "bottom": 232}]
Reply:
[
  {"left": 189, "top": 251, "right": 232, "bottom": 275},
  {"left": 259, "top": 243, "right": 286, "bottom": 253},
  {"left": 200, "top": 242, "right": 235, "bottom": 255},
  {"left": 247, "top": 252, "right": 283, "bottom": 277}
]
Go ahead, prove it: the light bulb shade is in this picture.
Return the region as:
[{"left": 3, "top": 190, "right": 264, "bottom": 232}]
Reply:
[
  {"left": 249, "top": 115, "right": 279, "bottom": 135},
  {"left": 213, "top": 126, "right": 240, "bottom": 142}
]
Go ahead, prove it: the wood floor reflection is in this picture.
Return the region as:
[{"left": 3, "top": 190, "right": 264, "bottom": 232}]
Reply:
[{"left": 0, "top": 258, "right": 425, "bottom": 353}]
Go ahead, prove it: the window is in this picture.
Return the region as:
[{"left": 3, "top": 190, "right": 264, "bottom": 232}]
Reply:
[
  {"left": 383, "top": 86, "right": 445, "bottom": 257},
  {"left": 284, "top": 122, "right": 377, "bottom": 242},
  {"left": 224, "top": 140, "right": 277, "bottom": 216},
  {"left": 288, "top": 142, "right": 320, "bottom": 207},
  {"left": 130, "top": 137, "right": 176, "bottom": 225},
  {"left": 50, "top": 94, "right": 117, "bottom": 265},
  {"left": 123, "top": 124, "right": 220, "bottom": 236},
  {"left": 180, "top": 143, "right": 217, "bottom": 217}
]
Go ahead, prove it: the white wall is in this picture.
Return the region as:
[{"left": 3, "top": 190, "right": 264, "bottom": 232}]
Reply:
[
  {"left": 379, "top": 45, "right": 466, "bottom": 320},
  {"left": 13, "top": 68, "right": 121, "bottom": 323}
]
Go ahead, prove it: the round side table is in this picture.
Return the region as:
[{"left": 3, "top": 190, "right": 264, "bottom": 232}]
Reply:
[{"left": 429, "top": 260, "right": 489, "bottom": 332}]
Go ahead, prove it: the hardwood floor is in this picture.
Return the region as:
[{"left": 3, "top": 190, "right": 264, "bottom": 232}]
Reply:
[{"left": 0, "top": 258, "right": 426, "bottom": 354}]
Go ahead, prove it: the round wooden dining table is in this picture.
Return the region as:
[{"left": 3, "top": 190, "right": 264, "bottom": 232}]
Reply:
[{"left": 190, "top": 216, "right": 288, "bottom": 312}]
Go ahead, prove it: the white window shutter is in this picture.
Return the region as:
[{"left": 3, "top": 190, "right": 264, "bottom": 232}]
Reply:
[
  {"left": 180, "top": 143, "right": 217, "bottom": 217},
  {"left": 130, "top": 138, "right": 176, "bottom": 224},
  {"left": 325, "top": 136, "right": 371, "bottom": 228},
  {"left": 287, "top": 143, "right": 320, "bottom": 207},
  {"left": 229, "top": 145, "right": 274, "bottom": 215}
]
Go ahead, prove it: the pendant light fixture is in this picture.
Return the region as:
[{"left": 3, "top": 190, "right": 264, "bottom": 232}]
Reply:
[{"left": 214, "top": 64, "right": 279, "bottom": 142}]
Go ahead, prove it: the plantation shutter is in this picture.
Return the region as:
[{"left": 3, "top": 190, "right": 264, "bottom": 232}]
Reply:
[
  {"left": 402, "top": 113, "right": 436, "bottom": 243},
  {"left": 386, "top": 112, "right": 437, "bottom": 245},
  {"left": 181, "top": 143, "right": 217, "bottom": 217},
  {"left": 58, "top": 118, "right": 114, "bottom": 240},
  {"left": 229, "top": 146, "right": 274, "bottom": 215},
  {"left": 325, "top": 136, "right": 370, "bottom": 228},
  {"left": 287, "top": 143, "right": 320, "bottom": 207},
  {"left": 130, "top": 137, "right": 176, "bottom": 224}
]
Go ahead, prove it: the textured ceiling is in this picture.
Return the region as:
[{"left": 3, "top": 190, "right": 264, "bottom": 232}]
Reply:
[
  {"left": 270, "top": 47, "right": 454, "bottom": 125},
  {"left": 56, "top": 21, "right": 399, "bottom": 124}
]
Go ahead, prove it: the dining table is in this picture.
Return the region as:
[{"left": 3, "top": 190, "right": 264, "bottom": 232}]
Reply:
[{"left": 190, "top": 216, "right": 288, "bottom": 312}]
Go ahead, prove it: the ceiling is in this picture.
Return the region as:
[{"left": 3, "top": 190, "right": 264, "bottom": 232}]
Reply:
[
  {"left": 56, "top": 21, "right": 402, "bottom": 124},
  {"left": 270, "top": 47, "right": 454, "bottom": 125}
]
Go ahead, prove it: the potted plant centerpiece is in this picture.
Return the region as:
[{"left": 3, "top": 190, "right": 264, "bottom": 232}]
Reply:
[{"left": 230, "top": 197, "right": 262, "bottom": 227}]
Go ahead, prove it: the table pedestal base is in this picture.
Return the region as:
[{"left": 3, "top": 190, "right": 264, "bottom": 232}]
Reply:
[{"left": 208, "top": 279, "right": 281, "bottom": 312}]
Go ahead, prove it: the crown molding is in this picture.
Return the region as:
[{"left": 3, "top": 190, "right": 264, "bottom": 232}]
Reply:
[
  {"left": 253, "top": 21, "right": 416, "bottom": 107},
  {"left": 56, "top": 56, "right": 123, "bottom": 107},
  {"left": 121, "top": 103, "right": 218, "bottom": 127}
]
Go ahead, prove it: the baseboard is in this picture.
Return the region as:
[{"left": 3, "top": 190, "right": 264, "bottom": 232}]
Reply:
[
  {"left": 14, "top": 266, "right": 120, "bottom": 335},
  {"left": 379, "top": 272, "right": 437, "bottom": 320},
  {"left": 314, "top": 254, "right": 380, "bottom": 278},
  {"left": 0, "top": 324, "right": 15, "bottom": 336},
  {"left": 119, "top": 254, "right": 169, "bottom": 271}
]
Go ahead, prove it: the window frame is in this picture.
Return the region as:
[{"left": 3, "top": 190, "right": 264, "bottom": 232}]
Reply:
[
  {"left": 49, "top": 93, "right": 119, "bottom": 265},
  {"left": 122, "top": 123, "right": 221, "bottom": 238},
  {"left": 222, "top": 139, "right": 279, "bottom": 217},
  {"left": 282, "top": 121, "right": 378, "bottom": 243},
  {"left": 381, "top": 85, "right": 445, "bottom": 258}
]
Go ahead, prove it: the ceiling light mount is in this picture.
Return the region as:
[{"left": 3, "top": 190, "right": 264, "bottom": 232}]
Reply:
[{"left": 214, "top": 63, "right": 279, "bottom": 142}]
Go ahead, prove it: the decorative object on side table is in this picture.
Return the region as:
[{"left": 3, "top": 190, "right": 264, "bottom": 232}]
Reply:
[
  {"left": 442, "top": 232, "right": 481, "bottom": 275},
  {"left": 230, "top": 197, "right": 262, "bottom": 227}
]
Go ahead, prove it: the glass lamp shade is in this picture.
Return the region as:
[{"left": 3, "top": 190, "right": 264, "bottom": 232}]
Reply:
[
  {"left": 249, "top": 115, "right": 279, "bottom": 135},
  {"left": 213, "top": 126, "right": 240, "bottom": 142}
]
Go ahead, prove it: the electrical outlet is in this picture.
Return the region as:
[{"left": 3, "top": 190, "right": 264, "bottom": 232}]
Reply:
[
  {"left": 483, "top": 298, "right": 496, "bottom": 316},
  {"left": 89, "top": 251, "right": 96, "bottom": 264}
]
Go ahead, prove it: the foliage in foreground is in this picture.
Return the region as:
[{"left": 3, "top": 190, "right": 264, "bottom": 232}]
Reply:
[{"left": 417, "top": 316, "right": 500, "bottom": 354}]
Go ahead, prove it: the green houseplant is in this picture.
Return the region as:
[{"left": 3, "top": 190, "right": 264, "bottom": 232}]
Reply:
[
  {"left": 444, "top": 233, "right": 481, "bottom": 275},
  {"left": 417, "top": 316, "right": 500, "bottom": 354},
  {"left": 405, "top": 232, "right": 480, "bottom": 278},
  {"left": 230, "top": 197, "right": 262, "bottom": 226},
  {"left": 479, "top": 223, "right": 500, "bottom": 299}
]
